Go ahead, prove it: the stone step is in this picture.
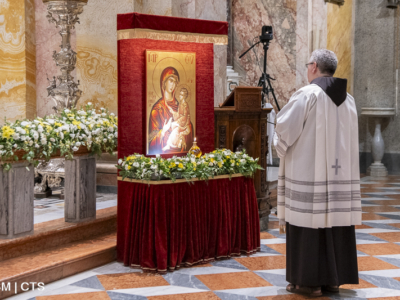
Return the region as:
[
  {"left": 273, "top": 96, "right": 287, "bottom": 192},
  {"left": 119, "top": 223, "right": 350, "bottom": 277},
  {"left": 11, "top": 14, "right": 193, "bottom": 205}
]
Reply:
[
  {"left": 0, "top": 233, "right": 116, "bottom": 299},
  {"left": 0, "top": 206, "right": 116, "bottom": 263}
]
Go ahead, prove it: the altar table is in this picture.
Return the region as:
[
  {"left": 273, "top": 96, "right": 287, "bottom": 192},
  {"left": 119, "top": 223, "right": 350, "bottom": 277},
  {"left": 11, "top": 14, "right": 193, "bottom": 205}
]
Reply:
[{"left": 117, "top": 174, "right": 260, "bottom": 273}]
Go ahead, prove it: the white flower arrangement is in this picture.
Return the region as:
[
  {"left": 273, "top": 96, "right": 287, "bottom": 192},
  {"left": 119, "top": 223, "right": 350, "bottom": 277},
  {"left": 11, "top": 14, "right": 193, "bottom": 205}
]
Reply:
[
  {"left": 117, "top": 149, "right": 262, "bottom": 182},
  {"left": 0, "top": 104, "right": 117, "bottom": 171}
]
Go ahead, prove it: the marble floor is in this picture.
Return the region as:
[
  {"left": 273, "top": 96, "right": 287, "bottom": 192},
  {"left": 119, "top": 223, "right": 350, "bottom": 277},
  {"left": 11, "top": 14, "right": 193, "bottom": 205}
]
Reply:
[
  {"left": 8, "top": 176, "right": 400, "bottom": 300},
  {"left": 33, "top": 193, "right": 117, "bottom": 224}
]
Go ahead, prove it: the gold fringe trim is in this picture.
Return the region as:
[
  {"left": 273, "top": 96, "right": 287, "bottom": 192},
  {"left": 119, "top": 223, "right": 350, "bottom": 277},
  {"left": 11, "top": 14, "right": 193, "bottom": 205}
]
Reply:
[
  {"left": 118, "top": 173, "right": 243, "bottom": 185},
  {"left": 117, "top": 28, "right": 228, "bottom": 45}
]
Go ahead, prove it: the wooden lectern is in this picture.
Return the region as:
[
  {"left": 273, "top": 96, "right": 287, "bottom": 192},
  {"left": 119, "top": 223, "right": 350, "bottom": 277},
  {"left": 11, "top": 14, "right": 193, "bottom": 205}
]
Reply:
[{"left": 214, "top": 86, "right": 272, "bottom": 230}]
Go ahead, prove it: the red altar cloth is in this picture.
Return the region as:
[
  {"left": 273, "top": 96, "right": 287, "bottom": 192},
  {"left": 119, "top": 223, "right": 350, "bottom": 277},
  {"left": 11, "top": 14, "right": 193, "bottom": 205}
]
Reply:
[{"left": 117, "top": 176, "right": 260, "bottom": 273}]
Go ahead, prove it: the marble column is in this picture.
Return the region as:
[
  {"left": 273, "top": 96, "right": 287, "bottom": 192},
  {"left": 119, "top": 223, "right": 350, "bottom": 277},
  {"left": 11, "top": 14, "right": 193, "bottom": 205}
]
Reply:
[
  {"left": 64, "top": 155, "right": 97, "bottom": 223},
  {"left": 0, "top": 163, "right": 34, "bottom": 239},
  {"left": 0, "top": 0, "right": 36, "bottom": 125}
]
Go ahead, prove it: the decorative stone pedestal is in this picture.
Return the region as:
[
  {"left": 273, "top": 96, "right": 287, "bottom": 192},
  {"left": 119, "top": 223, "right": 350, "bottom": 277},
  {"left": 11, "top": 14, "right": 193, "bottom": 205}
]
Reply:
[
  {"left": 361, "top": 108, "right": 395, "bottom": 177},
  {"left": 0, "top": 162, "right": 34, "bottom": 239},
  {"left": 65, "top": 155, "right": 96, "bottom": 223}
]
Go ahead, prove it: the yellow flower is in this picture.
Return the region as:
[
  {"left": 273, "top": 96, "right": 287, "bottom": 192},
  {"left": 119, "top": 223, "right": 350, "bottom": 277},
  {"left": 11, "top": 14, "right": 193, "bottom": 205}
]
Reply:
[
  {"left": 218, "top": 162, "right": 222, "bottom": 168},
  {"left": 226, "top": 156, "right": 230, "bottom": 159},
  {"left": 193, "top": 168, "right": 196, "bottom": 171},
  {"left": 128, "top": 166, "right": 132, "bottom": 170},
  {"left": 2, "top": 126, "right": 15, "bottom": 139},
  {"left": 169, "top": 162, "right": 176, "bottom": 168},
  {"left": 210, "top": 158, "right": 215, "bottom": 162},
  {"left": 55, "top": 122, "right": 62, "bottom": 127},
  {"left": 193, "top": 162, "right": 197, "bottom": 166},
  {"left": 178, "top": 163, "right": 184, "bottom": 169}
]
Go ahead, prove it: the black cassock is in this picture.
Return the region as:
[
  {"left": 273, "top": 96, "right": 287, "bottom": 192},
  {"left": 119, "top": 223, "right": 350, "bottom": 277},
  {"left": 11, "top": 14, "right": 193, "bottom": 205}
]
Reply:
[{"left": 286, "top": 223, "right": 359, "bottom": 287}]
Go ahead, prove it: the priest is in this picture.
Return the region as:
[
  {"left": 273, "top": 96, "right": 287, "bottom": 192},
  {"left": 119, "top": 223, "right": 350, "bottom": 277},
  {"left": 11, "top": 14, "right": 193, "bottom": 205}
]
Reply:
[{"left": 274, "top": 49, "right": 361, "bottom": 297}]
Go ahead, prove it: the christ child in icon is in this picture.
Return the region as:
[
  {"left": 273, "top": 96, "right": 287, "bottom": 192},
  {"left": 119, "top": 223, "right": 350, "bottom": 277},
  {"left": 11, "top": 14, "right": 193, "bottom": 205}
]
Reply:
[{"left": 163, "top": 87, "right": 191, "bottom": 151}]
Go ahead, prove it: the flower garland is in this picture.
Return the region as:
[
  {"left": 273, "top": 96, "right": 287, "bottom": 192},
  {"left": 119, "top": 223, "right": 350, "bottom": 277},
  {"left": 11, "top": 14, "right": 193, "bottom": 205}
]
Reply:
[
  {"left": 117, "top": 149, "right": 262, "bottom": 182},
  {"left": 0, "top": 104, "right": 117, "bottom": 171}
]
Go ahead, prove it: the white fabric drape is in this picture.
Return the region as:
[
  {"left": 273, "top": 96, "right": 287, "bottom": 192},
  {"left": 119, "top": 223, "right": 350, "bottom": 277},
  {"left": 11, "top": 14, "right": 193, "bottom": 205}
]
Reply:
[{"left": 273, "top": 84, "right": 362, "bottom": 229}]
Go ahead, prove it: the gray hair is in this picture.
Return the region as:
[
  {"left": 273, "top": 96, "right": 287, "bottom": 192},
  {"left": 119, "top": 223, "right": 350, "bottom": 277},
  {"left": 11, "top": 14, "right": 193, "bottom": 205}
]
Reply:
[{"left": 309, "top": 49, "right": 338, "bottom": 76}]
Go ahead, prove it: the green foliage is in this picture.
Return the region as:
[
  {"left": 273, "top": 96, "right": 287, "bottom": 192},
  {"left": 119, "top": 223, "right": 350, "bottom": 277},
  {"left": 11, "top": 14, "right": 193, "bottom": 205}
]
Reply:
[
  {"left": 0, "top": 104, "right": 117, "bottom": 170},
  {"left": 117, "top": 149, "right": 263, "bottom": 183}
]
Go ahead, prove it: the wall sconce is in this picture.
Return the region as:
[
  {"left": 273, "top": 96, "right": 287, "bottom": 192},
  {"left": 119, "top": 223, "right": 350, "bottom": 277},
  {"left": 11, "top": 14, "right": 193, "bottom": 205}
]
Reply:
[
  {"left": 324, "top": 0, "right": 345, "bottom": 6},
  {"left": 387, "top": 0, "right": 399, "bottom": 8}
]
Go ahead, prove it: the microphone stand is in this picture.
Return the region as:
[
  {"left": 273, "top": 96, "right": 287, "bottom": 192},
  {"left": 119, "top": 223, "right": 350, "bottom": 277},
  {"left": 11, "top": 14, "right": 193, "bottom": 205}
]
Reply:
[{"left": 239, "top": 39, "right": 280, "bottom": 111}]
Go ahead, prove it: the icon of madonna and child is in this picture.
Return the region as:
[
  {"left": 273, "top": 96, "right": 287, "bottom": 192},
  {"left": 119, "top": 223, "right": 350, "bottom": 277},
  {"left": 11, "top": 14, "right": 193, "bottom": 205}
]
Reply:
[{"left": 147, "top": 66, "right": 195, "bottom": 155}]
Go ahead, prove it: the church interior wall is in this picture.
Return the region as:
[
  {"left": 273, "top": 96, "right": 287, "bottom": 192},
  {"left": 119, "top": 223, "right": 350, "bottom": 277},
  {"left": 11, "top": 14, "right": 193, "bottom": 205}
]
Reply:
[
  {"left": 0, "top": 0, "right": 36, "bottom": 125},
  {"left": 353, "top": 0, "right": 400, "bottom": 174},
  {"left": 327, "top": 0, "right": 353, "bottom": 94}
]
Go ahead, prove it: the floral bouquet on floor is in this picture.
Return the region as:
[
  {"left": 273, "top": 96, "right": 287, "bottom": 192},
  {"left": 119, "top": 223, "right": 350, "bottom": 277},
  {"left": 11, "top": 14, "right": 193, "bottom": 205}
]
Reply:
[
  {"left": 117, "top": 149, "right": 263, "bottom": 183},
  {"left": 0, "top": 103, "right": 117, "bottom": 171}
]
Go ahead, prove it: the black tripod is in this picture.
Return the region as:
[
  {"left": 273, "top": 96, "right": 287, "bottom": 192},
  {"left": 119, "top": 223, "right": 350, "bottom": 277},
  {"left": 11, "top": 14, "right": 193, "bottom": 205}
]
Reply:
[{"left": 239, "top": 28, "right": 280, "bottom": 111}]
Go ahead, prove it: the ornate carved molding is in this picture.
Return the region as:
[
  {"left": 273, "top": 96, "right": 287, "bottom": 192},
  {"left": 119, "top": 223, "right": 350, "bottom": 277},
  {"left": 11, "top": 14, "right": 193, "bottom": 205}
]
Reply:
[{"left": 219, "top": 125, "right": 227, "bottom": 148}]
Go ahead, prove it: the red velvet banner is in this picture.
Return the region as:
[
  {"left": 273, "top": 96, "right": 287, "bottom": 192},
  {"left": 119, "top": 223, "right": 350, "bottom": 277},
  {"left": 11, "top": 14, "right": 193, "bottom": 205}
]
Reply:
[
  {"left": 117, "top": 12, "right": 228, "bottom": 35},
  {"left": 117, "top": 39, "right": 215, "bottom": 160},
  {"left": 117, "top": 177, "right": 260, "bottom": 272}
]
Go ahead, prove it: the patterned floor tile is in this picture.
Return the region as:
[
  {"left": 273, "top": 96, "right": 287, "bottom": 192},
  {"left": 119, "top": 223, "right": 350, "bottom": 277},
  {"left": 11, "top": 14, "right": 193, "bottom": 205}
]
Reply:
[
  {"left": 147, "top": 291, "right": 221, "bottom": 300},
  {"left": 356, "top": 224, "right": 374, "bottom": 229},
  {"left": 260, "top": 232, "right": 276, "bottom": 239},
  {"left": 357, "top": 257, "right": 399, "bottom": 271},
  {"left": 196, "top": 272, "right": 272, "bottom": 290},
  {"left": 163, "top": 273, "right": 210, "bottom": 290},
  {"left": 265, "top": 244, "right": 286, "bottom": 255},
  {"left": 359, "top": 274, "right": 400, "bottom": 290},
  {"left": 370, "top": 232, "right": 400, "bottom": 242},
  {"left": 97, "top": 273, "right": 169, "bottom": 290},
  {"left": 259, "top": 245, "right": 281, "bottom": 255},
  {"left": 358, "top": 243, "right": 400, "bottom": 256},
  {"left": 362, "top": 206, "right": 400, "bottom": 213},
  {"left": 214, "top": 291, "right": 258, "bottom": 300},
  {"left": 70, "top": 275, "right": 105, "bottom": 290},
  {"left": 362, "top": 213, "right": 390, "bottom": 221},
  {"left": 362, "top": 222, "right": 400, "bottom": 231},
  {"left": 107, "top": 292, "right": 147, "bottom": 300},
  {"left": 235, "top": 256, "right": 286, "bottom": 271},
  {"left": 36, "top": 291, "right": 111, "bottom": 300},
  {"left": 254, "top": 271, "right": 288, "bottom": 287},
  {"left": 210, "top": 259, "right": 249, "bottom": 270}
]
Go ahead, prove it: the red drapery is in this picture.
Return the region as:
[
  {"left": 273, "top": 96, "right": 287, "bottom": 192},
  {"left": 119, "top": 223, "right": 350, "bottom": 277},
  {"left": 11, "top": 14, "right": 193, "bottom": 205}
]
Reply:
[
  {"left": 117, "top": 176, "right": 260, "bottom": 273},
  {"left": 117, "top": 12, "right": 228, "bottom": 35},
  {"left": 117, "top": 39, "right": 215, "bottom": 159}
]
